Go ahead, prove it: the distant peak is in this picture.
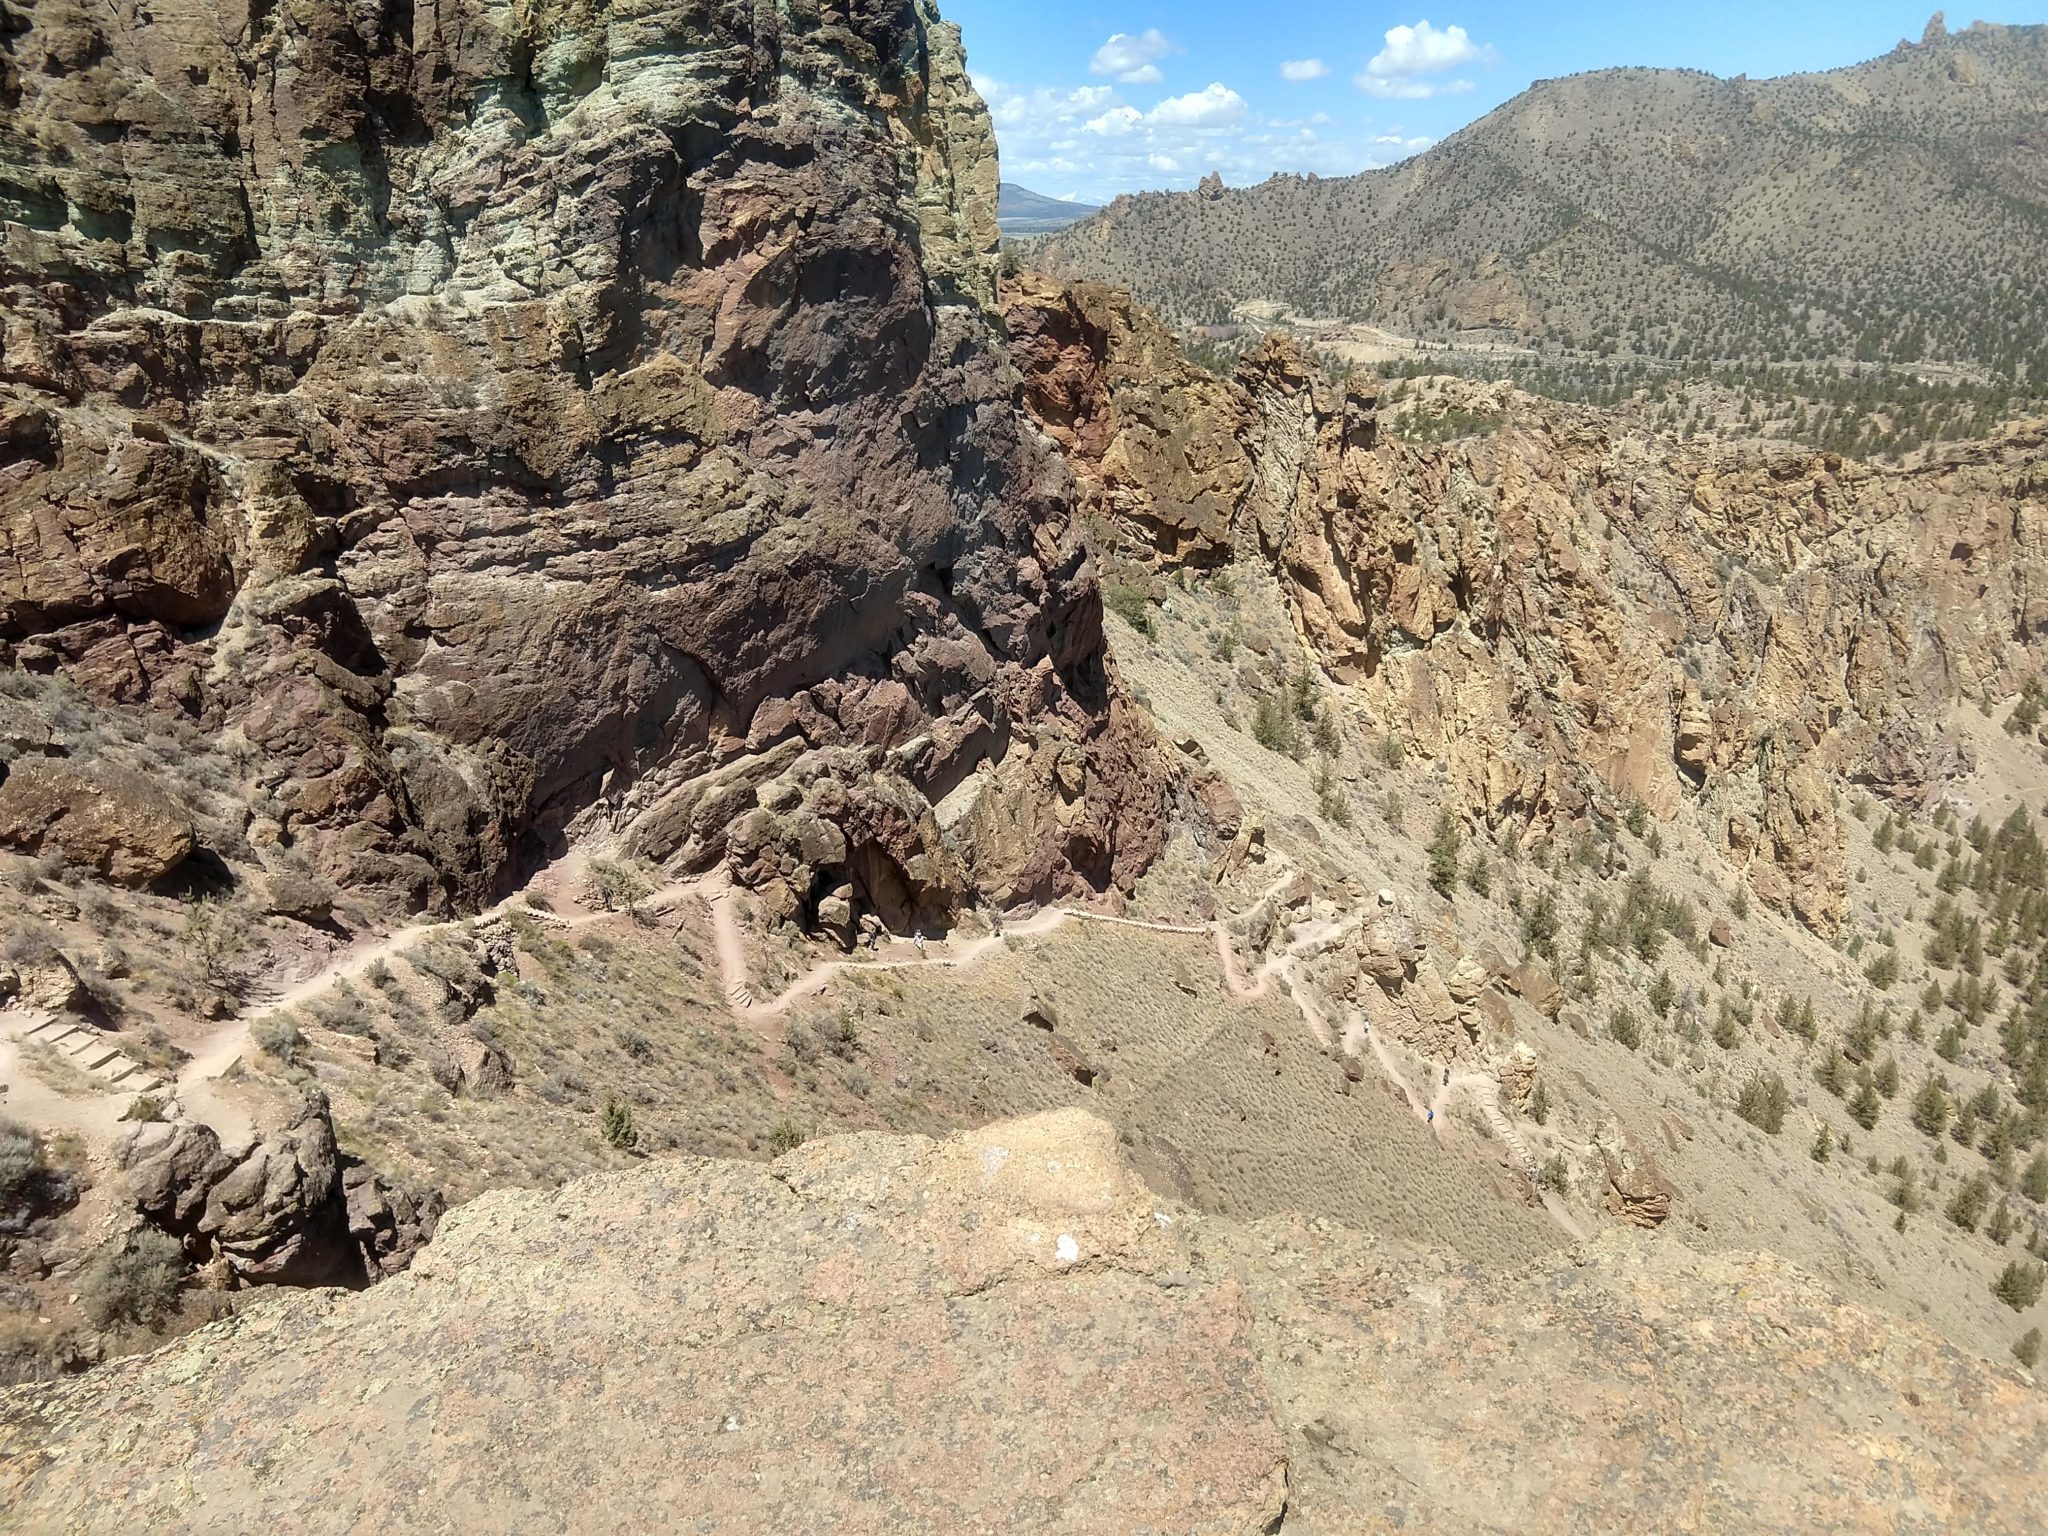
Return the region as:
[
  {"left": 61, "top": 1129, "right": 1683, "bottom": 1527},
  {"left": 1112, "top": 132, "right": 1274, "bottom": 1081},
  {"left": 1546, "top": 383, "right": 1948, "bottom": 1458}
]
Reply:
[{"left": 1924, "top": 11, "right": 1947, "bottom": 45}]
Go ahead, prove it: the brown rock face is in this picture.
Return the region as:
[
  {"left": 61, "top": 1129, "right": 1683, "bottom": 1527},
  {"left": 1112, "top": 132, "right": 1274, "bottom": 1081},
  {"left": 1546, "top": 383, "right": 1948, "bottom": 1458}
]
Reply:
[
  {"left": 1, "top": 3, "right": 1166, "bottom": 925},
  {"left": 1011, "top": 277, "right": 2048, "bottom": 934},
  {"left": 0, "top": 758, "right": 193, "bottom": 887},
  {"left": 113, "top": 1095, "right": 438, "bottom": 1286},
  {"left": 1006, "top": 276, "right": 1251, "bottom": 563}
]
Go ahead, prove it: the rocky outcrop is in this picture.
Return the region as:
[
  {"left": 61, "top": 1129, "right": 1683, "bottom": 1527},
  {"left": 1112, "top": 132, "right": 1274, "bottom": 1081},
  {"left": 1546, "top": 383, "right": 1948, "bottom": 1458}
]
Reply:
[
  {"left": 2, "top": 2, "right": 1168, "bottom": 929},
  {"left": 11, "top": 1111, "right": 1290, "bottom": 1533},
  {"left": 113, "top": 1095, "right": 438, "bottom": 1287},
  {"left": 0, "top": 759, "right": 193, "bottom": 887},
  {"left": 6, "top": 1112, "right": 2044, "bottom": 1534},
  {"left": 1006, "top": 276, "right": 1251, "bottom": 563},
  {"left": 1010, "top": 274, "right": 2048, "bottom": 933}
]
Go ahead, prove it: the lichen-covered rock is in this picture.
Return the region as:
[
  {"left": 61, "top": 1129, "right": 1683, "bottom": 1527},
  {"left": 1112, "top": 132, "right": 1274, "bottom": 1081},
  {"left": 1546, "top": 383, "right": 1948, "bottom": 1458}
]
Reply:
[
  {"left": 0, "top": 760, "right": 193, "bottom": 887},
  {"left": 7, "top": 1112, "right": 2045, "bottom": 1535},
  {"left": 0, "top": 1111, "right": 1289, "bottom": 1533},
  {"left": 1, "top": 1, "right": 1166, "bottom": 924}
]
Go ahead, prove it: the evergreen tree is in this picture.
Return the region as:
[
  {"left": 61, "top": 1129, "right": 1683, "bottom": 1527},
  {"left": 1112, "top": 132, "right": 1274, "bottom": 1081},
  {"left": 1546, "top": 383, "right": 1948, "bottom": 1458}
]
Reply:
[
  {"left": 1911, "top": 1077, "right": 1952, "bottom": 1138},
  {"left": 1427, "top": 813, "right": 1463, "bottom": 899}
]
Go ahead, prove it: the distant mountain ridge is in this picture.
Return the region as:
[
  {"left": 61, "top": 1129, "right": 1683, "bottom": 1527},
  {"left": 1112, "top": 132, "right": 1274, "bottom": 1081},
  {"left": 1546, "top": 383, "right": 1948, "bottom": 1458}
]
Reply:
[
  {"left": 1039, "top": 20, "right": 2048, "bottom": 384},
  {"left": 999, "top": 182, "right": 1100, "bottom": 237}
]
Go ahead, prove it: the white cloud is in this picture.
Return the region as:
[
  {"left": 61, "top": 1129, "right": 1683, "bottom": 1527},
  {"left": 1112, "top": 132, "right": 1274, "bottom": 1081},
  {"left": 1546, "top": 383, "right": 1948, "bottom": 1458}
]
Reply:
[
  {"left": 1147, "top": 83, "right": 1250, "bottom": 129},
  {"left": 1084, "top": 105, "right": 1144, "bottom": 136},
  {"left": 982, "top": 67, "right": 1437, "bottom": 205},
  {"left": 1365, "top": 20, "right": 1492, "bottom": 77},
  {"left": 1358, "top": 74, "right": 1476, "bottom": 100},
  {"left": 1279, "top": 58, "right": 1330, "bottom": 82},
  {"left": 1356, "top": 20, "right": 1495, "bottom": 99},
  {"left": 1090, "top": 29, "right": 1176, "bottom": 85}
]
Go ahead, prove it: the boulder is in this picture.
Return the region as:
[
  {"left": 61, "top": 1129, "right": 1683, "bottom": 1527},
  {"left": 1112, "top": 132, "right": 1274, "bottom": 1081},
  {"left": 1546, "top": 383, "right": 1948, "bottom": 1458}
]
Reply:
[
  {"left": 1601, "top": 1140, "right": 1677, "bottom": 1230},
  {"left": 199, "top": 1096, "right": 351, "bottom": 1285},
  {"left": 443, "top": 1035, "right": 513, "bottom": 1097},
  {"left": 1512, "top": 960, "right": 1564, "bottom": 1020},
  {"left": 114, "top": 1094, "right": 441, "bottom": 1288},
  {"left": 0, "top": 759, "right": 194, "bottom": 887},
  {"left": 342, "top": 1166, "right": 445, "bottom": 1280},
  {"left": 115, "top": 1120, "right": 235, "bottom": 1231},
  {"left": 0, "top": 949, "right": 83, "bottom": 1013}
]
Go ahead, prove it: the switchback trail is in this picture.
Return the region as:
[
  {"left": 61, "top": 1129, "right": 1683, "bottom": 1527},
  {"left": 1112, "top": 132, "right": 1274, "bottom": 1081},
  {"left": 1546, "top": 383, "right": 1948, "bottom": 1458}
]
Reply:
[{"left": 7, "top": 855, "right": 1589, "bottom": 1245}]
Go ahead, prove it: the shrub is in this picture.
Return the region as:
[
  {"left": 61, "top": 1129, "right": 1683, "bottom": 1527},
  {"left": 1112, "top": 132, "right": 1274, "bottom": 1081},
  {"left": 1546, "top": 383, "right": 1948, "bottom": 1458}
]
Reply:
[
  {"left": 1520, "top": 889, "right": 1561, "bottom": 963},
  {"left": 251, "top": 1014, "right": 307, "bottom": 1067},
  {"left": 1848, "top": 1080, "right": 1883, "bottom": 1130},
  {"left": 588, "top": 860, "right": 651, "bottom": 915},
  {"left": 1989, "top": 1202, "right": 2019, "bottom": 1246},
  {"left": 1427, "top": 813, "right": 1462, "bottom": 899},
  {"left": 182, "top": 898, "right": 250, "bottom": 993},
  {"left": 2024, "top": 1151, "right": 2048, "bottom": 1204},
  {"left": 1464, "top": 855, "right": 1492, "bottom": 897},
  {"left": 1609, "top": 1008, "right": 1642, "bottom": 1051},
  {"left": 79, "top": 1228, "right": 186, "bottom": 1331},
  {"left": 1711, "top": 1002, "right": 1740, "bottom": 1050},
  {"left": 1735, "top": 1074, "right": 1790, "bottom": 1134},
  {"left": 0, "top": 1118, "right": 38, "bottom": 1221},
  {"left": 1992, "top": 1261, "right": 2046, "bottom": 1312},
  {"left": 1375, "top": 733, "right": 1407, "bottom": 769},
  {"left": 119, "top": 1095, "right": 167, "bottom": 1124},
  {"left": 599, "top": 1098, "right": 639, "bottom": 1150},
  {"left": 1811, "top": 1123, "right": 1834, "bottom": 1163},
  {"left": 767, "top": 1117, "right": 808, "bottom": 1157},
  {"left": 1629, "top": 974, "right": 1670, "bottom": 1024},
  {"left": 1864, "top": 949, "right": 1901, "bottom": 990},
  {"left": 1249, "top": 695, "right": 1292, "bottom": 755},
  {"left": 2017, "top": 1328, "right": 2044, "bottom": 1370},
  {"left": 1104, "top": 583, "right": 1154, "bottom": 637},
  {"left": 1529, "top": 1081, "right": 1549, "bottom": 1125}
]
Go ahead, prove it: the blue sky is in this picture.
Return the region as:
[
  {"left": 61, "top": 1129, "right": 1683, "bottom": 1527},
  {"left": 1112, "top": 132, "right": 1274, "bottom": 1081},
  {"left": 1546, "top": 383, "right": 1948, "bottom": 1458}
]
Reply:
[{"left": 945, "top": 3, "right": 2048, "bottom": 204}]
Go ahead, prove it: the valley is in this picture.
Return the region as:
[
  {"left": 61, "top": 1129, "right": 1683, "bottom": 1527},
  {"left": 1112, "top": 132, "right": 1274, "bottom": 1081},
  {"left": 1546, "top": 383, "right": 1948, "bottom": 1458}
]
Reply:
[{"left": 3, "top": 0, "right": 2047, "bottom": 1529}]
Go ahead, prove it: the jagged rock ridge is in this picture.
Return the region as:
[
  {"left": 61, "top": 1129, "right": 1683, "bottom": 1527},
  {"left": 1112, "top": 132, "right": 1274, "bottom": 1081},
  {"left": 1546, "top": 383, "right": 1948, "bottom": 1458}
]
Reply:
[
  {"left": 0, "top": 0, "right": 1169, "bottom": 931},
  {"left": 1008, "top": 277, "right": 2048, "bottom": 934}
]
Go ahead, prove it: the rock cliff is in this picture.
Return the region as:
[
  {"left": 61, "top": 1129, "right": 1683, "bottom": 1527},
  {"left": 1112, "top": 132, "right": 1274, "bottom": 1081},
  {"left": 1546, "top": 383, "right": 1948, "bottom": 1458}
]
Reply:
[
  {"left": 4, "top": 1112, "right": 2042, "bottom": 1533},
  {"left": 1, "top": 2, "right": 1168, "bottom": 929},
  {"left": 1007, "top": 279, "right": 2048, "bottom": 934}
]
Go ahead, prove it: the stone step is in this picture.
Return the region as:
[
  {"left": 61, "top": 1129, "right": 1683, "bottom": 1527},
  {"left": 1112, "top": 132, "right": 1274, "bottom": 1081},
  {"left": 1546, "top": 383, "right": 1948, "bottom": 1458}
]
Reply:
[{"left": 75, "top": 1044, "right": 123, "bottom": 1071}]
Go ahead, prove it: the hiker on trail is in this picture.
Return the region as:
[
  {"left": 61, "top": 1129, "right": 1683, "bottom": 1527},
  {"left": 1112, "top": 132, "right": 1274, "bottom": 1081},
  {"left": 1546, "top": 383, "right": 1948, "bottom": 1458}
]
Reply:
[
  {"left": 1426, "top": 1108, "right": 1434, "bottom": 1124},
  {"left": 913, "top": 930, "right": 926, "bottom": 958}
]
